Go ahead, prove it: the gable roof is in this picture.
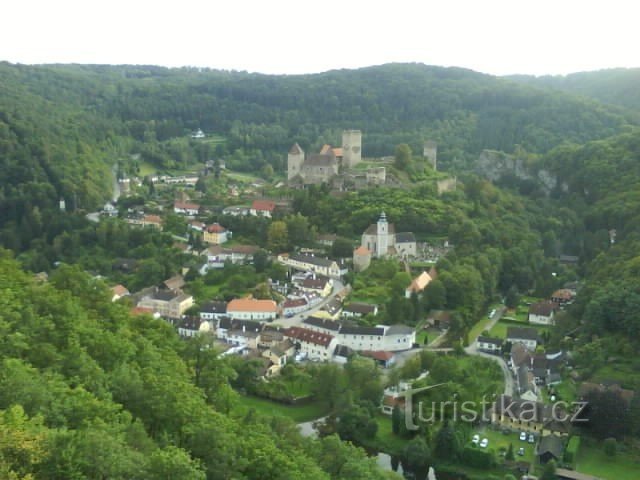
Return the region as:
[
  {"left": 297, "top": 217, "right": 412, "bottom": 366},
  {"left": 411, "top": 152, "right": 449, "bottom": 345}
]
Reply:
[
  {"left": 174, "top": 201, "right": 200, "bottom": 210},
  {"left": 343, "top": 302, "right": 377, "bottom": 315},
  {"left": 302, "top": 316, "right": 341, "bottom": 332},
  {"left": 289, "top": 253, "right": 337, "bottom": 268},
  {"left": 386, "top": 325, "right": 414, "bottom": 335},
  {"left": 407, "top": 271, "right": 432, "bottom": 294},
  {"left": 478, "top": 335, "right": 503, "bottom": 347},
  {"left": 507, "top": 326, "right": 541, "bottom": 342},
  {"left": 200, "top": 301, "right": 227, "bottom": 314},
  {"left": 284, "top": 326, "right": 334, "bottom": 347},
  {"left": 218, "top": 317, "right": 262, "bottom": 332},
  {"left": 251, "top": 200, "right": 276, "bottom": 212},
  {"left": 301, "top": 276, "right": 330, "bottom": 289},
  {"left": 227, "top": 298, "right": 277, "bottom": 313},
  {"left": 395, "top": 232, "right": 416, "bottom": 243},
  {"left": 552, "top": 289, "right": 574, "bottom": 300},
  {"left": 361, "top": 350, "right": 394, "bottom": 362},
  {"left": 363, "top": 222, "right": 396, "bottom": 235},
  {"left": 163, "top": 275, "right": 185, "bottom": 291},
  {"left": 529, "top": 300, "right": 558, "bottom": 316},
  {"left": 353, "top": 246, "right": 372, "bottom": 256},
  {"left": 339, "top": 325, "right": 386, "bottom": 336},
  {"left": 537, "top": 435, "right": 564, "bottom": 460},
  {"left": 111, "top": 284, "right": 129, "bottom": 297},
  {"left": 205, "top": 223, "right": 227, "bottom": 233},
  {"left": 511, "top": 343, "right": 531, "bottom": 367},
  {"left": 283, "top": 298, "right": 307, "bottom": 308}
]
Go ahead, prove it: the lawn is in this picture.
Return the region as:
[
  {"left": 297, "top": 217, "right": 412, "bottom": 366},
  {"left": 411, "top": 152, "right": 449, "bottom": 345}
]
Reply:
[
  {"left": 139, "top": 160, "right": 158, "bottom": 176},
  {"left": 235, "top": 395, "right": 328, "bottom": 423},
  {"left": 592, "top": 362, "right": 640, "bottom": 390},
  {"left": 489, "top": 319, "right": 551, "bottom": 340},
  {"left": 225, "top": 170, "right": 263, "bottom": 183},
  {"left": 471, "top": 427, "right": 536, "bottom": 468},
  {"left": 576, "top": 441, "right": 640, "bottom": 480},
  {"left": 369, "top": 413, "right": 408, "bottom": 456}
]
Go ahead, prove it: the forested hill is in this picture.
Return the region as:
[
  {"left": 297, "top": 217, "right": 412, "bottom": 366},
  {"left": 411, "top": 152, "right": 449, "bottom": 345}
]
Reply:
[
  {"left": 1, "top": 61, "right": 637, "bottom": 229},
  {"left": 508, "top": 68, "right": 640, "bottom": 114}
]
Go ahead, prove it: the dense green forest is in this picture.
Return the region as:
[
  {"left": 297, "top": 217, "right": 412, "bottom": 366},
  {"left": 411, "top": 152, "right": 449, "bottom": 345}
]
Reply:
[
  {"left": 509, "top": 68, "right": 640, "bottom": 113},
  {"left": 0, "top": 252, "right": 398, "bottom": 479},
  {"left": 1, "top": 61, "right": 637, "bottom": 228}
]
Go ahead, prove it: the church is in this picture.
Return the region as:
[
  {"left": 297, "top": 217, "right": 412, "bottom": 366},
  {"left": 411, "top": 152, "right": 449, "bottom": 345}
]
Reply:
[{"left": 361, "top": 212, "right": 417, "bottom": 258}]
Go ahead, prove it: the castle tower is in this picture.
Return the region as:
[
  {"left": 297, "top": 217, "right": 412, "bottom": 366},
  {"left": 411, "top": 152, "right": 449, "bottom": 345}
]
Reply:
[
  {"left": 376, "top": 212, "right": 389, "bottom": 257},
  {"left": 342, "top": 130, "right": 362, "bottom": 168},
  {"left": 287, "top": 143, "right": 305, "bottom": 180},
  {"left": 423, "top": 141, "right": 437, "bottom": 171}
]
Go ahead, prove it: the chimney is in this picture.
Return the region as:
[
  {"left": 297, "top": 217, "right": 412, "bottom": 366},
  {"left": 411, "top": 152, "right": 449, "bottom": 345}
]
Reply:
[{"left": 243, "top": 324, "right": 246, "bottom": 333}]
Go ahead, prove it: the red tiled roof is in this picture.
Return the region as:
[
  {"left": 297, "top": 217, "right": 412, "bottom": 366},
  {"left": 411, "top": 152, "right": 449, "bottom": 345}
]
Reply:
[
  {"left": 284, "top": 298, "right": 307, "bottom": 308},
  {"left": 111, "top": 284, "right": 129, "bottom": 296},
  {"left": 205, "top": 223, "right": 227, "bottom": 233},
  {"left": 284, "top": 326, "right": 334, "bottom": 347},
  {"left": 551, "top": 289, "right": 574, "bottom": 300},
  {"left": 251, "top": 200, "right": 276, "bottom": 211},
  {"left": 362, "top": 350, "right": 394, "bottom": 361},
  {"left": 354, "top": 246, "right": 371, "bottom": 256},
  {"left": 228, "top": 298, "right": 277, "bottom": 313},
  {"left": 143, "top": 215, "right": 162, "bottom": 224},
  {"left": 131, "top": 306, "right": 154, "bottom": 316}
]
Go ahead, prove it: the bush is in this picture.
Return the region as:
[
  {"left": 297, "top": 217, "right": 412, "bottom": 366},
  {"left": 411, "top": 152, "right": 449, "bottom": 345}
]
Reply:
[
  {"left": 462, "top": 445, "right": 495, "bottom": 469},
  {"left": 603, "top": 437, "right": 617, "bottom": 457},
  {"left": 563, "top": 436, "right": 580, "bottom": 466}
]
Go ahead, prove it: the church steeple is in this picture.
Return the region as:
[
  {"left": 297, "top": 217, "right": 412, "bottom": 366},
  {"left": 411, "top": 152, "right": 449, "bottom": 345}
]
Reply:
[{"left": 376, "top": 212, "right": 389, "bottom": 257}]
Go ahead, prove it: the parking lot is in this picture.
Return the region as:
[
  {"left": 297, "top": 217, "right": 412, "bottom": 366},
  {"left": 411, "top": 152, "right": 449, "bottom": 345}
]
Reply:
[{"left": 469, "top": 427, "right": 537, "bottom": 465}]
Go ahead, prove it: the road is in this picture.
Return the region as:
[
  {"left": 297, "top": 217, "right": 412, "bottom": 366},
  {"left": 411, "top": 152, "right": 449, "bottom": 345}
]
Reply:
[
  {"left": 464, "top": 305, "right": 513, "bottom": 396},
  {"left": 274, "top": 279, "right": 345, "bottom": 328}
]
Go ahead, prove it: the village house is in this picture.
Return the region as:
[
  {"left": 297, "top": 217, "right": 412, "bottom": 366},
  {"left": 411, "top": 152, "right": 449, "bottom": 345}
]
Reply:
[
  {"left": 537, "top": 435, "right": 565, "bottom": 465},
  {"left": 173, "top": 201, "right": 200, "bottom": 216},
  {"left": 110, "top": 284, "right": 130, "bottom": 302},
  {"left": 353, "top": 246, "right": 372, "bottom": 272},
  {"left": 136, "top": 289, "right": 194, "bottom": 320},
  {"left": 315, "top": 297, "right": 343, "bottom": 320},
  {"left": 299, "top": 275, "right": 333, "bottom": 297},
  {"left": 203, "top": 244, "right": 259, "bottom": 268},
  {"left": 302, "top": 316, "right": 342, "bottom": 335},
  {"left": 551, "top": 288, "right": 575, "bottom": 306},
  {"left": 528, "top": 300, "right": 558, "bottom": 325},
  {"left": 477, "top": 335, "right": 503, "bottom": 354},
  {"left": 361, "top": 212, "right": 417, "bottom": 259},
  {"left": 278, "top": 253, "right": 342, "bottom": 278},
  {"left": 506, "top": 326, "right": 542, "bottom": 351},
  {"left": 202, "top": 223, "right": 231, "bottom": 244},
  {"left": 222, "top": 206, "right": 249, "bottom": 216},
  {"left": 405, "top": 268, "right": 437, "bottom": 299},
  {"left": 361, "top": 350, "right": 395, "bottom": 368},
  {"left": 216, "top": 317, "right": 263, "bottom": 347},
  {"left": 316, "top": 233, "right": 338, "bottom": 246},
  {"left": 188, "top": 220, "right": 206, "bottom": 232},
  {"left": 284, "top": 326, "right": 338, "bottom": 361},
  {"left": 261, "top": 340, "right": 296, "bottom": 376},
  {"left": 342, "top": 302, "right": 378, "bottom": 318},
  {"left": 491, "top": 395, "right": 570, "bottom": 437},
  {"left": 177, "top": 316, "right": 206, "bottom": 337},
  {"left": 127, "top": 214, "right": 163, "bottom": 230},
  {"left": 163, "top": 274, "right": 185, "bottom": 291},
  {"left": 337, "top": 324, "right": 415, "bottom": 352},
  {"left": 227, "top": 298, "right": 278, "bottom": 321},
  {"left": 249, "top": 199, "right": 276, "bottom": 217},
  {"left": 282, "top": 297, "right": 308, "bottom": 317},
  {"left": 199, "top": 301, "right": 228, "bottom": 321}
]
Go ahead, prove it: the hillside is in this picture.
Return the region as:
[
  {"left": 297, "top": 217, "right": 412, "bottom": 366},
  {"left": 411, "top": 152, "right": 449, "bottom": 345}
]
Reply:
[
  {"left": 1, "top": 61, "right": 637, "bottom": 235},
  {"left": 508, "top": 68, "right": 640, "bottom": 114}
]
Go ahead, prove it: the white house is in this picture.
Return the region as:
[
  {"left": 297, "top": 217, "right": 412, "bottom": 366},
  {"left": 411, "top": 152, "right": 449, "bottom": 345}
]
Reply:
[
  {"left": 528, "top": 301, "right": 558, "bottom": 325},
  {"left": 249, "top": 200, "right": 276, "bottom": 217},
  {"left": 216, "top": 317, "right": 262, "bottom": 347},
  {"left": 477, "top": 336, "right": 503, "bottom": 354},
  {"left": 284, "top": 326, "right": 337, "bottom": 361},
  {"left": 337, "top": 325, "right": 415, "bottom": 352},
  {"left": 342, "top": 302, "right": 378, "bottom": 318},
  {"left": 199, "top": 301, "right": 228, "bottom": 321},
  {"left": 506, "top": 327, "right": 541, "bottom": 351},
  {"left": 174, "top": 201, "right": 200, "bottom": 216},
  {"left": 227, "top": 298, "right": 278, "bottom": 321},
  {"left": 278, "top": 253, "right": 342, "bottom": 278},
  {"left": 282, "top": 297, "right": 308, "bottom": 317}
]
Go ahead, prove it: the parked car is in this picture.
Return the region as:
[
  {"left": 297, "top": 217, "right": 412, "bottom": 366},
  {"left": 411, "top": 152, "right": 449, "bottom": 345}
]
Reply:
[
  {"left": 519, "top": 431, "right": 527, "bottom": 441},
  {"left": 472, "top": 434, "right": 480, "bottom": 444},
  {"left": 480, "top": 438, "right": 489, "bottom": 448},
  {"left": 518, "top": 447, "right": 525, "bottom": 456},
  {"left": 528, "top": 434, "right": 536, "bottom": 444}
]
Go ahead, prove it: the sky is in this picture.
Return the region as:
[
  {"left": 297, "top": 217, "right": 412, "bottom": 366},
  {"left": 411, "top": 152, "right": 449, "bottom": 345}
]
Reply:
[{"left": 2, "top": 0, "right": 638, "bottom": 77}]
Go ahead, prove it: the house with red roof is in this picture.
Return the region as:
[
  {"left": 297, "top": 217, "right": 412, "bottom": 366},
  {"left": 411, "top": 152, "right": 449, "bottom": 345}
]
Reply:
[
  {"left": 203, "top": 223, "right": 231, "bottom": 244},
  {"left": 174, "top": 201, "right": 200, "bottom": 216},
  {"left": 284, "top": 326, "right": 337, "bottom": 361},
  {"left": 250, "top": 200, "right": 276, "bottom": 218}
]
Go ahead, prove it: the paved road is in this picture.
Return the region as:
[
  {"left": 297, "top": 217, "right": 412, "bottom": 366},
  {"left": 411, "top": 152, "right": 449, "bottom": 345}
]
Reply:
[{"left": 273, "top": 279, "right": 345, "bottom": 328}]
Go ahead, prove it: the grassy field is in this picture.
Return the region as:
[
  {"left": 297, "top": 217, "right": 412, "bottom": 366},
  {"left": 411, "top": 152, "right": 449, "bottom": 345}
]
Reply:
[
  {"left": 489, "top": 319, "right": 551, "bottom": 340},
  {"left": 576, "top": 441, "right": 640, "bottom": 480},
  {"left": 139, "top": 161, "right": 158, "bottom": 176},
  {"left": 468, "top": 304, "right": 502, "bottom": 341},
  {"left": 235, "top": 395, "right": 328, "bottom": 423},
  {"left": 225, "top": 170, "right": 263, "bottom": 183}
]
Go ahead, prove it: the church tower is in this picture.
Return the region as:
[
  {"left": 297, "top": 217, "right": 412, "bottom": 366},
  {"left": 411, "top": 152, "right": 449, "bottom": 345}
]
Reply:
[
  {"left": 342, "top": 130, "right": 362, "bottom": 168},
  {"left": 376, "top": 212, "right": 389, "bottom": 257},
  {"left": 287, "top": 143, "right": 305, "bottom": 180}
]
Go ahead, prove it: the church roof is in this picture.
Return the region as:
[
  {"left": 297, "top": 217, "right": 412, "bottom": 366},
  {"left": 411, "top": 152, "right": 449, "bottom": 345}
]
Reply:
[{"left": 396, "top": 232, "right": 416, "bottom": 243}]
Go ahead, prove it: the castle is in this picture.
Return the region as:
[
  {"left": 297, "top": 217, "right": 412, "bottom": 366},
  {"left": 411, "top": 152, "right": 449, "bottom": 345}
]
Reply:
[
  {"left": 361, "top": 212, "right": 417, "bottom": 258},
  {"left": 287, "top": 130, "right": 366, "bottom": 186}
]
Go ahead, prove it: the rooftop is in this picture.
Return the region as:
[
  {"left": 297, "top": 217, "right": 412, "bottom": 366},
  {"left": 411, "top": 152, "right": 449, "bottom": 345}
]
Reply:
[
  {"left": 227, "top": 298, "right": 277, "bottom": 313},
  {"left": 285, "top": 326, "right": 334, "bottom": 347}
]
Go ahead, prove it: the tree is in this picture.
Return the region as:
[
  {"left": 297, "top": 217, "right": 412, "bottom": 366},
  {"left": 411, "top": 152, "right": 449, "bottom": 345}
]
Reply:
[
  {"left": 267, "top": 221, "right": 289, "bottom": 252},
  {"left": 336, "top": 405, "right": 378, "bottom": 443},
  {"left": 540, "top": 459, "right": 558, "bottom": 480},
  {"left": 331, "top": 237, "right": 354, "bottom": 258},
  {"left": 145, "top": 446, "right": 206, "bottom": 480},
  {"left": 434, "top": 420, "right": 462, "bottom": 461},
  {"left": 394, "top": 144, "right": 413, "bottom": 170},
  {"left": 402, "top": 437, "right": 431, "bottom": 478},
  {"left": 391, "top": 405, "right": 402, "bottom": 435},
  {"left": 505, "top": 285, "right": 520, "bottom": 309},
  {"left": 505, "top": 442, "right": 514, "bottom": 461}
]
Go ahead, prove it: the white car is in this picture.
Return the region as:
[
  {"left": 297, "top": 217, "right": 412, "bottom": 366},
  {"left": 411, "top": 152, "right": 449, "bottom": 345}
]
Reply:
[
  {"left": 479, "top": 438, "right": 489, "bottom": 448},
  {"left": 528, "top": 434, "right": 536, "bottom": 444},
  {"left": 519, "top": 431, "right": 527, "bottom": 441},
  {"left": 472, "top": 434, "right": 480, "bottom": 444}
]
